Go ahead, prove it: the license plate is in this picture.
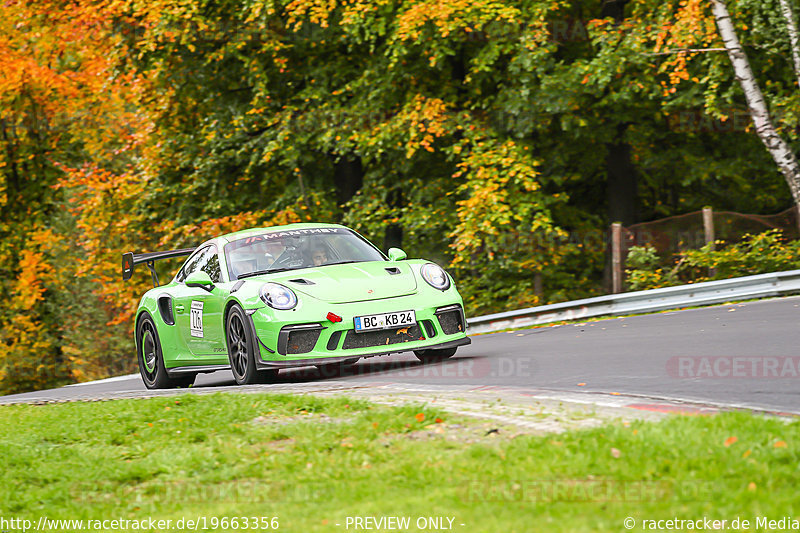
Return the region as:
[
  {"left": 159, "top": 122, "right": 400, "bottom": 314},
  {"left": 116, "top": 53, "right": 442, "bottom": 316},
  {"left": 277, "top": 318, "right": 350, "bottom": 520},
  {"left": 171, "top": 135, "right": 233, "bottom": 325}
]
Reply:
[{"left": 354, "top": 310, "right": 416, "bottom": 333}]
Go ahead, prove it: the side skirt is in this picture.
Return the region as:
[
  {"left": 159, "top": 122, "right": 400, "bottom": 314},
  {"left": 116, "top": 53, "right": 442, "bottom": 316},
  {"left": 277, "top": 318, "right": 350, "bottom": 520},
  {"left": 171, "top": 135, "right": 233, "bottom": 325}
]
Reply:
[{"left": 166, "top": 364, "right": 231, "bottom": 377}]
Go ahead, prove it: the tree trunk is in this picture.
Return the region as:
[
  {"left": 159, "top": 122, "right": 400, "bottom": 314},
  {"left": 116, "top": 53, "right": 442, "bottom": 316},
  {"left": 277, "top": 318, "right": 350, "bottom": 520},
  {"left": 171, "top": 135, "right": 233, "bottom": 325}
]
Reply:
[
  {"left": 600, "top": 0, "right": 637, "bottom": 292},
  {"left": 603, "top": 126, "right": 639, "bottom": 292},
  {"left": 600, "top": 0, "right": 630, "bottom": 23},
  {"left": 711, "top": 0, "right": 800, "bottom": 208},
  {"left": 779, "top": 0, "right": 800, "bottom": 89},
  {"left": 384, "top": 224, "right": 403, "bottom": 251},
  {"left": 332, "top": 155, "right": 364, "bottom": 205},
  {"left": 383, "top": 189, "right": 403, "bottom": 251},
  {"left": 601, "top": 0, "right": 638, "bottom": 226},
  {"left": 606, "top": 135, "right": 639, "bottom": 226}
]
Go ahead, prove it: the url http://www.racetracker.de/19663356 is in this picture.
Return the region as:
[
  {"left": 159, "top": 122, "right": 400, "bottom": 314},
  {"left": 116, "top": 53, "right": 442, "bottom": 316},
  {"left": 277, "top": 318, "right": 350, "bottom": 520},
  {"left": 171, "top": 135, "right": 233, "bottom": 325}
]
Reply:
[{"left": 0, "top": 515, "right": 281, "bottom": 532}]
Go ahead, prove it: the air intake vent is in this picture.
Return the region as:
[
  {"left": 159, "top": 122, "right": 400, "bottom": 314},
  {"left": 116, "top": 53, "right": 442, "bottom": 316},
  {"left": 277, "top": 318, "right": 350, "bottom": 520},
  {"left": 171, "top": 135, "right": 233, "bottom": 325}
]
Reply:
[
  {"left": 287, "top": 329, "right": 321, "bottom": 354},
  {"left": 435, "top": 305, "right": 465, "bottom": 335},
  {"left": 385, "top": 267, "right": 401, "bottom": 275},
  {"left": 277, "top": 324, "right": 324, "bottom": 355},
  {"left": 327, "top": 330, "right": 343, "bottom": 351},
  {"left": 157, "top": 296, "right": 174, "bottom": 326},
  {"left": 421, "top": 320, "right": 437, "bottom": 339},
  {"left": 289, "top": 278, "right": 315, "bottom": 285}
]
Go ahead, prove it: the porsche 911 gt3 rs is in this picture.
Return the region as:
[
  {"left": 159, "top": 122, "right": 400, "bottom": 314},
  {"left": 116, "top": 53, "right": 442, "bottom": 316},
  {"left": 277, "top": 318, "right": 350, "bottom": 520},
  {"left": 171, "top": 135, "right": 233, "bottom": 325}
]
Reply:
[{"left": 122, "top": 223, "right": 470, "bottom": 389}]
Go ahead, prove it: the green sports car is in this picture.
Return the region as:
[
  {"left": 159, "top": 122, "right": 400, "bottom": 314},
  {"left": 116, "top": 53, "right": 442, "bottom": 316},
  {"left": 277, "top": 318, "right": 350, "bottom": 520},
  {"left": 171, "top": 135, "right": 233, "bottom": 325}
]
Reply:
[{"left": 122, "top": 223, "right": 470, "bottom": 389}]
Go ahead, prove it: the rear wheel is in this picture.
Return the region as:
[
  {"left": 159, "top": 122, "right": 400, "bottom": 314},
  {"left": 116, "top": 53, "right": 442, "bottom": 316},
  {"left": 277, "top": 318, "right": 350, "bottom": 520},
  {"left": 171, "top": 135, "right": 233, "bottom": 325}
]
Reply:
[
  {"left": 414, "top": 347, "right": 457, "bottom": 364},
  {"left": 137, "top": 313, "right": 196, "bottom": 389},
  {"left": 227, "top": 305, "right": 278, "bottom": 385}
]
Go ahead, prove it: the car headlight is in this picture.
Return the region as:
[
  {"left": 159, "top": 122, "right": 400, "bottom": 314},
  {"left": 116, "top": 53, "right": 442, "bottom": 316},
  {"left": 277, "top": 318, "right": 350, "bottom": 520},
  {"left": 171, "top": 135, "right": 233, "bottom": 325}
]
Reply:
[
  {"left": 259, "top": 283, "right": 298, "bottom": 310},
  {"left": 420, "top": 263, "right": 451, "bottom": 290}
]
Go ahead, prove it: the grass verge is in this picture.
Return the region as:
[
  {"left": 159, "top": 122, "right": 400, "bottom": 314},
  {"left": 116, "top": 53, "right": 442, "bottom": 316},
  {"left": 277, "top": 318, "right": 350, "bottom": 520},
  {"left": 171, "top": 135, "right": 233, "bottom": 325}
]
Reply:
[{"left": 1, "top": 393, "right": 797, "bottom": 532}]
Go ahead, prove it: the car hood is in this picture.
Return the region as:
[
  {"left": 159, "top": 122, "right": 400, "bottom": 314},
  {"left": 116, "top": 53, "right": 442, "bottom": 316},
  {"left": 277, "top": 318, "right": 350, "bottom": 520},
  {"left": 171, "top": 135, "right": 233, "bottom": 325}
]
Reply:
[{"left": 268, "top": 261, "right": 418, "bottom": 303}]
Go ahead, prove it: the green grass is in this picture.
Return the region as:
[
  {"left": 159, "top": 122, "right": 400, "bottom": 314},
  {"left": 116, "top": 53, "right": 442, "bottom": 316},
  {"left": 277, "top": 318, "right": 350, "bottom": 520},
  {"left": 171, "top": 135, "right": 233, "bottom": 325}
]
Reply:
[{"left": 0, "top": 393, "right": 797, "bottom": 532}]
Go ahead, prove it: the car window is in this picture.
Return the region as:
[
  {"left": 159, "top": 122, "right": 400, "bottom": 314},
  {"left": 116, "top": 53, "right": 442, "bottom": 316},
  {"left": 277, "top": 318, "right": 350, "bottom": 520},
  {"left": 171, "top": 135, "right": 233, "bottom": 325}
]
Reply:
[
  {"left": 202, "top": 249, "right": 222, "bottom": 283},
  {"left": 224, "top": 228, "right": 385, "bottom": 279},
  {"left": 176, "top": 245, "right": 221, "bottom": 283}
]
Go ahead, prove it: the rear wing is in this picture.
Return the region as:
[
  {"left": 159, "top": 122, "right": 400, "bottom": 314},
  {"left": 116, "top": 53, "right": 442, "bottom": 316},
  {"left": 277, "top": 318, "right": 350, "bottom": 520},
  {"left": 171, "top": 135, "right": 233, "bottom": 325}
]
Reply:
[{"left": 122, "top": 248, "right": 196, "bottom": 287}]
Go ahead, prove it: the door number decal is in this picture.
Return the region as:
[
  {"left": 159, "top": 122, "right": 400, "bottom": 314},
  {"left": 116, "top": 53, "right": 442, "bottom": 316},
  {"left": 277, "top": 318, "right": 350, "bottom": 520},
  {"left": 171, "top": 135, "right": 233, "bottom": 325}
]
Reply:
[{"left": 190, "top": 301, "right": 204, "bottom": 338}]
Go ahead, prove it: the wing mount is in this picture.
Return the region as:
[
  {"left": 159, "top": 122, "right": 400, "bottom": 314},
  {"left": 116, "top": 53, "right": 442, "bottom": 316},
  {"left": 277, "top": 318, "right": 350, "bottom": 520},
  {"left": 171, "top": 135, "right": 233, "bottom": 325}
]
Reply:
[{"left": 122, "top": 248, "right": 196, "bottom": 287}]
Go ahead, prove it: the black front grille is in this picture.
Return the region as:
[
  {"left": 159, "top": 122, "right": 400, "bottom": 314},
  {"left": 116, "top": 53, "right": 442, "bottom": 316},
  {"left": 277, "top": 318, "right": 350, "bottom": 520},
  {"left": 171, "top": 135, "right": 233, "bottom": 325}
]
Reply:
[
  {"left": 287, "top": 329, "right": 321, "bottom": 354},
  {"left": 436, "top": 309, "right": 464, "bottom": 335},
  {"left": 342, "top": 324, "right": 424, "bottom": 350}
]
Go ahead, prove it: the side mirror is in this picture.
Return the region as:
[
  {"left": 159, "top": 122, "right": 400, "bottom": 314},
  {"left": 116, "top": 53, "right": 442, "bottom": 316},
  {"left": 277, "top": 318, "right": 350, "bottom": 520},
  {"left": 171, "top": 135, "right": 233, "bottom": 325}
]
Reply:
[
  {"left": 387, "top": 248, "right": 407, "bottom": 261},
  {"left": 185, "top": 271, "right": 214, "bottom": 292}
]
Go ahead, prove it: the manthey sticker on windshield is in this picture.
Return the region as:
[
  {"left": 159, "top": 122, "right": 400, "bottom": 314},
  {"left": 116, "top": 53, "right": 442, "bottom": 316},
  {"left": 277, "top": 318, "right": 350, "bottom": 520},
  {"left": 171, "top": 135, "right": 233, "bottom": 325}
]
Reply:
[
  {"left": 239, "top": 228, "right": 342, "bottom": 245},
  {"left": 190, "top": 300, "right": 204, "bottom": 338}
]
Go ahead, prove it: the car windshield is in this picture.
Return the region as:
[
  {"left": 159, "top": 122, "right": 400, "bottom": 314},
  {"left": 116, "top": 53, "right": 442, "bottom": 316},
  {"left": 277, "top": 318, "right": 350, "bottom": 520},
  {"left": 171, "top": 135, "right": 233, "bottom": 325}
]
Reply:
[{"left": 224, "top": 228, "right": 386, "bottom": 280}]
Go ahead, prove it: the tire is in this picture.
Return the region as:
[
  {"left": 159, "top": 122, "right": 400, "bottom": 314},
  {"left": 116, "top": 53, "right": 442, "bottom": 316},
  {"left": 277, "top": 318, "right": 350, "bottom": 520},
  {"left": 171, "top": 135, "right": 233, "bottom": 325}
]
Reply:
[
  {"left": 227, "top": 305, "right": 278, "bottom": 385},
  {"left": 414, "top": 347, "right": 457, "bottom": 364},
  {"left": 137, "top": 313, "right": 196, "bottom": 389}
]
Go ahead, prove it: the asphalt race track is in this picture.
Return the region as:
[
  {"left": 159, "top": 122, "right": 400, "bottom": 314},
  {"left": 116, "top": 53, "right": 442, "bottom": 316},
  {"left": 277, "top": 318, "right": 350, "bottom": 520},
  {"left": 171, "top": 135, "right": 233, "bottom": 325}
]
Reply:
[{"left": 3, "top": 296, "right": 800, "bottom": 413}]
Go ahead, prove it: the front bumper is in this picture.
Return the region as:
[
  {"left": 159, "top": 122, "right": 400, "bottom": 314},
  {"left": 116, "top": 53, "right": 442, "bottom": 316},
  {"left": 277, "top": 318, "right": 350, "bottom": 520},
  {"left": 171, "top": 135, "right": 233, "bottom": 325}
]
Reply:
[
  {"left": 249, "top": 296, "right": 470, "bottom": 368},
  {"left": 254, "top": 336, "right": 471, "bottom": 369}
]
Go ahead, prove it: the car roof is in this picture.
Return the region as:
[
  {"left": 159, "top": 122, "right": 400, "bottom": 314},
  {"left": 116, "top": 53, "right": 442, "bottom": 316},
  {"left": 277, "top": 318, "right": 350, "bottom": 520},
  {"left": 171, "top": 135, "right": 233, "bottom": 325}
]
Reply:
[{"left": 216, "top": 222, "right": 348, "bottom": 244}]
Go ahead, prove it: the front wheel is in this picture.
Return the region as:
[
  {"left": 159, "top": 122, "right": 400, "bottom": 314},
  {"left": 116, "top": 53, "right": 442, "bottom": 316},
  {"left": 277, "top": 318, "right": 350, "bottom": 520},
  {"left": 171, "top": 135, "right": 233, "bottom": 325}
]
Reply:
[
  {"left": 227, "top": 305, "right": 278, "bottom": 385},
  {"left": 137, "top": 313, "right": 195, "bottom": 389},
  {"left": 414, "top": 347, "right": 457, "bottom": 364}
]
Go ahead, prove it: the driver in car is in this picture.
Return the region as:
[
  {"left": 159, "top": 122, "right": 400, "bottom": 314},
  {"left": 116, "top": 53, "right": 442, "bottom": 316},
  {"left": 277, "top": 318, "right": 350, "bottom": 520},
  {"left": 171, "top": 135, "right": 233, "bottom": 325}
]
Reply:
[
  {"left": 310, "top": 246, "right": 328, "bottom": 267},
  {"left": 263, "top": 241, "right": 285, "bottom": 266},
  {"left": 231, "top": 242, "right": 286, "bottom": 279}
]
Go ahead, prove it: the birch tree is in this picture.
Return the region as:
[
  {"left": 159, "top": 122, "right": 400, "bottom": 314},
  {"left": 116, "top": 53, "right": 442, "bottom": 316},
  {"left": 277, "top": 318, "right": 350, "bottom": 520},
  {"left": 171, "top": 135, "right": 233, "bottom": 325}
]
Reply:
[
  {"left": 711, "top": 0, "right": 800, "bottom": 207},
  {"left": 778, "top": 0, "right": 800, "bottom": 88}
]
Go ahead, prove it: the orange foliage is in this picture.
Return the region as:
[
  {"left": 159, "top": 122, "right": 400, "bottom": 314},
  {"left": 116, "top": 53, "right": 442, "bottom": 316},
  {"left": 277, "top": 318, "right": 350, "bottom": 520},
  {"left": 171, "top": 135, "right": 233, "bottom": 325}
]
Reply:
[
  {"left": 0, "top": 0, "right": 150, "bottom": 391},
  {"left": 394, "top": 0, "right": 520, "bottom": 41},
  {"left": 14, "top": 249, "right": 52, "bottom": 309},
  {"left": 651, "top": 0, "right": 719, "bottom": 87},
  {"left": 402, "top": 95, "right": 450, "bottom": 158}
]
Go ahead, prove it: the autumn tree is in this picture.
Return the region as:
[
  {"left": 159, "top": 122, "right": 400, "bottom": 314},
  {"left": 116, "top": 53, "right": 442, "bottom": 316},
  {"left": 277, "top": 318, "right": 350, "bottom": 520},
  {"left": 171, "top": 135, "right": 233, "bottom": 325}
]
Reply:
[
  {"left": 2, "top": 0, "right": 798, "bottom": 392},
  {"left": 0, "top": 1, "right": 146, "bottom": 391},
  {"left": 650, "top": 0, "right": 800, "bottom": 210}
]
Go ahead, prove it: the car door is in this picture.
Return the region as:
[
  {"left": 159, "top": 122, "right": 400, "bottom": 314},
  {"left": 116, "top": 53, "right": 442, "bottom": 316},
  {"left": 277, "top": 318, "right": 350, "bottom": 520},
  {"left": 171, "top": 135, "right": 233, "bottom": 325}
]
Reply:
[{"left": 173, "top": 245, "right": 226, "bottom": 356}]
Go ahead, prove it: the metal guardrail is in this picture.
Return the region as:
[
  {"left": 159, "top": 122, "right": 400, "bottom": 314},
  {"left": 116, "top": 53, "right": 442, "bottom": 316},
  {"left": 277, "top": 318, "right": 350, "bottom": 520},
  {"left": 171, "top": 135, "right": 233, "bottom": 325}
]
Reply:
[{"left": 466, "top": 269, "right": 800, "bottom": 334}]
